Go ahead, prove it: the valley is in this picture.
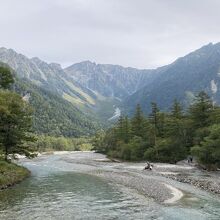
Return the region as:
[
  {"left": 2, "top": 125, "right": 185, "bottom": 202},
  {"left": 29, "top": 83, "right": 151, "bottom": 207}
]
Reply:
[
  {"left": 1, "top": 1, "right": 220, "bottom": 219},
  {"left": 2, "top": 42, "right": 220, "bottom": 134}
]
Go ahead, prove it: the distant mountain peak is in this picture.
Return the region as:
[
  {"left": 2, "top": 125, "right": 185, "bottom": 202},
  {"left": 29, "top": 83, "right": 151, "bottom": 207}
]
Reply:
[
  {"left": 31, "top": 57, "right": 42, "bottom": 62},
  {"left": 49, "top": 63, "right": 62, "bottom": 69},
  {"left": 0, "top": 47, "right": 22, "bottom": 56}
]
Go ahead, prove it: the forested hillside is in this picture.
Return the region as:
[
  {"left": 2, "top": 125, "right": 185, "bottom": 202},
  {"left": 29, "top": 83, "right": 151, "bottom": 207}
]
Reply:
[
  {"left": 15, "top": 79, "right": 99, "bottom": 137},
  {"left": 94, "top": 92, "right": 220, "bottom": 170}
]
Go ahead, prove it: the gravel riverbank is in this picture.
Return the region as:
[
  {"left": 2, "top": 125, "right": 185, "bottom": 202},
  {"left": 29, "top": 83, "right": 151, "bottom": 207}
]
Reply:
[
  {"left": 62, "top": 152, "right": 220, "bottom": 202},
  {"left": 61, "top": 152, "right": 185, "bottom": 203},
  {"left": 92, "top": 170, "right": 175, "bottom": 203},
  {"left": 157, "top": 164, "right": 220, "bottom": 195}
]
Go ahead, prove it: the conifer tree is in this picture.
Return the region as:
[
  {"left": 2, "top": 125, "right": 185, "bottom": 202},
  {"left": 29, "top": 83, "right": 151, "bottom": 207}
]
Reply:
[
  {"left": 0, "top": 91, "right": 35, "bottom": 161},
  {"left": 0, "top": 66, "right": 14, "bottom": 89},
  {"left": 171, "top": 99, "right": 183, "bottom": 119},
  {"left": 0, "top": 67, "right": 35, "bottom": 161},
  {"left": 189, "top": 91, "right": 213, "bottom": 146},
  {"left": 189, "top": 91, "right": 213, "bottom": 129},
  {"left": 123, "top": 116, "right": 131, "bottom": 143},
  {"left": 131, "top": 104, "right": 147, "bottom": 139},
  {"left": 191, "top": 124, "right": 220, "bottom": 170}
]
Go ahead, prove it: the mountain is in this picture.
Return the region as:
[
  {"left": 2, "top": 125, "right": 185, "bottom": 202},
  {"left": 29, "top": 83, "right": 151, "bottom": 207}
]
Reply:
[
  {"left": 0, "top": 51, "right": 99, "bottom": 137},
  {"left": 0, "top": 47, "right": 156, "bottom": 124},
  {"left": 0, "top": 47, "right": 155, "bottom": 134},
  {"left": 2, "top": 42, "right": 220, "bottom": 133},
  {"left": 124, "top": 42, "right": 220, "bottom": 113},
  {"left": 63, "top": 61, "right": 158, "bottom": 122},
  {"left": 0, "top": 48, "right": 97, "bottom": 108},
  {"left": 64, "top": 61, "right": 156, "bottom": 99}
]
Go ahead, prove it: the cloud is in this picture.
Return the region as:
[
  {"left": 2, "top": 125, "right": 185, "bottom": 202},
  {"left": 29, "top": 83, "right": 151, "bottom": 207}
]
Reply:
[{"left": 0, "top": 0, "right": 220, "bottom": 68}]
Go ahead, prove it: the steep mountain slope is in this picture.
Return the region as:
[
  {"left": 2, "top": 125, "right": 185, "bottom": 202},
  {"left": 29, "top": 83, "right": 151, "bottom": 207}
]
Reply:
[
  {"left": 124, "top": 43, "right": 220, "bottom": 113},
  {"left": 0, "top": 59, "right": 99, "bottom": 137},
  {"left": 14, "top": 79, "right": 99, "bottom": 137},
  {"left": 0, "top": 47, "right": 97, "bottom": 108},
  {"left": 64, "top": 61, "right": 156, "bottom": 99}
]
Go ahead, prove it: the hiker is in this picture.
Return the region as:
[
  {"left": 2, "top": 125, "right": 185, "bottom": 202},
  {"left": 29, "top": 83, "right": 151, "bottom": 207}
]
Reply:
[{"left": 188, "top": 156, "right": 193, "bottom": 163}]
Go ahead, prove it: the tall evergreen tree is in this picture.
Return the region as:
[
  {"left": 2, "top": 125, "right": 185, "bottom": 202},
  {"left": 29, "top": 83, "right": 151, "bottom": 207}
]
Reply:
[
  {"left": 0, "top": 91, "right": 35, "bottom": 161},
  {"left": 191, "top": 124, "right": 220, "bottom": 170},
  {"left": 149, "top": 102, "right": 159, "bottom": 129},
  {"left": 131, "top": 104, "right": 147, "bottom": 139},
  {"left": 189, "top": 91, "right": 213, "bottom": 129},
  {"left": 171, "top": 99, "right": 183, "bottom": 119},
  {"left": 0, "top": 66, "right": 14, "bottom": 89},
  {"left": 123, "top": 116, "right": 131, "bottom": 143},
  {"left": 0, "top": 67, "right": 35, "bottom": 161},
  {"left": 115, "top": 116, "right": 130, "bottom": 143},
  {"left": 189, "top": 91, "right": 213, "bottom": 146}
]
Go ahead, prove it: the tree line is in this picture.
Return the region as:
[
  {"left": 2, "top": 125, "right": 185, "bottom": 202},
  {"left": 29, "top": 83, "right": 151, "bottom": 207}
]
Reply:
[
  {"left": 33, "top": 135, "right": 92, "bottom": 152},
  {"left": 93, "top": 92, "right": 220, "bottom": 170}
]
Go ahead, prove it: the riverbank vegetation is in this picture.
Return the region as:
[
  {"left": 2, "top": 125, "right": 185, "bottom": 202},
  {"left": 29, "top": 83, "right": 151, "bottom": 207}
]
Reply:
[
  {"left": 0, "top": 161, "right": 30, "bottom": 189},
  {"left": 0, "top": 66, "right": 36, "bottom": 161},
  {"left": 93, "top": 92, "right": 220, "bottom": 170},
  {"left": 0, "top": 66, "right": 35, "bottom": 189},
  {"left": 33, "top": 135, "right": 93, "bottom": 152}
]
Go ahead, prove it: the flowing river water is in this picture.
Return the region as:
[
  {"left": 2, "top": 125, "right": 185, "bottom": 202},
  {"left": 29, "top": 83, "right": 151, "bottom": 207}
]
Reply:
[{"left": 0, "top": 152, "right": 219, "bottom": 220}]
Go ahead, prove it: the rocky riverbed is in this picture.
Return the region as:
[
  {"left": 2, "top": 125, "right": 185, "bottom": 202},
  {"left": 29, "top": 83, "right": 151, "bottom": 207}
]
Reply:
[
  {"left": 156, "top": 163, "right": 220, "bottom": 195},
  {"left": 5, "top": 151, "right": 218, "bottom": 220},
  {"left": 59, "top": 151, "right": 220, "bottom": 203}
]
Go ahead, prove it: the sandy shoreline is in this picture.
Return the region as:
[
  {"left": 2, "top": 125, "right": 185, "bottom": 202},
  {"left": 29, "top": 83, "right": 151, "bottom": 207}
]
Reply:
[
  {"left": 92, "top": 169, "right": 184, "bottom": 203},
  {"left": 163, "top": 183, "right": 184, "bottom": 203}
]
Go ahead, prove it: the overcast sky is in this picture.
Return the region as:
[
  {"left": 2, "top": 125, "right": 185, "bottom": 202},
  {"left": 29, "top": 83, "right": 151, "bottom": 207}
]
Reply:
[{"left": 0, "top": 0, "right": 220, "bottom": 69}]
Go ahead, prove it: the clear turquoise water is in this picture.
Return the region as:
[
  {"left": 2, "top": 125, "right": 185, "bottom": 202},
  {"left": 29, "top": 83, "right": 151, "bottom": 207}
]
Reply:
[{"left": 0, "top": 153, "right": 219, "bottom": 220}]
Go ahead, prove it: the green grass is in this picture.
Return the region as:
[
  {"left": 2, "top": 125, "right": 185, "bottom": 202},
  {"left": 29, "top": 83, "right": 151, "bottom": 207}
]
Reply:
[{"left": 0, "top": 160, "right": 30, "bottom": 189}]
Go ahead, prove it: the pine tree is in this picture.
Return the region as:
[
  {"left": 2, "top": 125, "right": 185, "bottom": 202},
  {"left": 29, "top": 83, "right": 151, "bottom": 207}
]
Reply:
[
  {"left": 131, "top": 104, "right": 147, "bottom": 139},
  {"left": 0, "top": 66, "right": 14, "bottom": 89},
  {"left": 171, "top": 99, "right": 182, "bottom": 119},
  {"left": 115, "top": 116, "right": 131, "bottom": 143},
  {"left": 0, "top": 67, "right": 35, "bottom": 161},
  {"left": 149, "top": 102, "right": 159, "bottom": 128},
  {"left": 191, "top": 124, "right": 220, "bottom": 170},
  {"left": 189, "top": 91, "right": 213, "bottom": 146},
  {"left": 115, "top": 115, "right": 125, "bottom": 141},
  {"left": 123, "top": 116, "right": 131, "bottom": 143},
  {"left": 189, "top": 91, "right": 213, "bottom": 129},
  {"left": 0, "top": 91, "right": 35, "bottom": 161}
]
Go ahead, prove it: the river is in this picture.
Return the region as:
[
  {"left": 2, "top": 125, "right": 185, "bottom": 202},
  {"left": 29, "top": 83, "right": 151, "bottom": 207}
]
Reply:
[{"left": 0, "top": 152, "right": 219, "bottom": 220}]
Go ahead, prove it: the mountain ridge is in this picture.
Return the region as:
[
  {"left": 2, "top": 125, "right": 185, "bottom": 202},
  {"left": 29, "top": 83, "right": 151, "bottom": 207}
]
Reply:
[
  {"left": 1, "top": 42, "right": 220, "bottom": 127},
  {"left": 124, "top": 42, "right": 220, "bottom": 113}
]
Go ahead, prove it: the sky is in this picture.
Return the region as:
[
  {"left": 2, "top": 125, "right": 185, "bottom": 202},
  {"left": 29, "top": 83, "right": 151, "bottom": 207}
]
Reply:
[{"left": 0, "top": 0, "right": 220, "bottom": 69}]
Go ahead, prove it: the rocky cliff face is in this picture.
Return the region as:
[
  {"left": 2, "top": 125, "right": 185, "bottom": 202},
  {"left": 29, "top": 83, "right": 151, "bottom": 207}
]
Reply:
[
  {"left": 64, "top": 61, "right": 156, "bottom": 99},
  {"left": 0, "top": 47, "right": 98, "bottom": 107}
]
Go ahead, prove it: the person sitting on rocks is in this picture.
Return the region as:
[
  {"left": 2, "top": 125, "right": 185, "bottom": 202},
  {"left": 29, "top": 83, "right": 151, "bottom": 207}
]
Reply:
[{"left": 144, "top": 162, "right": 153, "bottom": 170}]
